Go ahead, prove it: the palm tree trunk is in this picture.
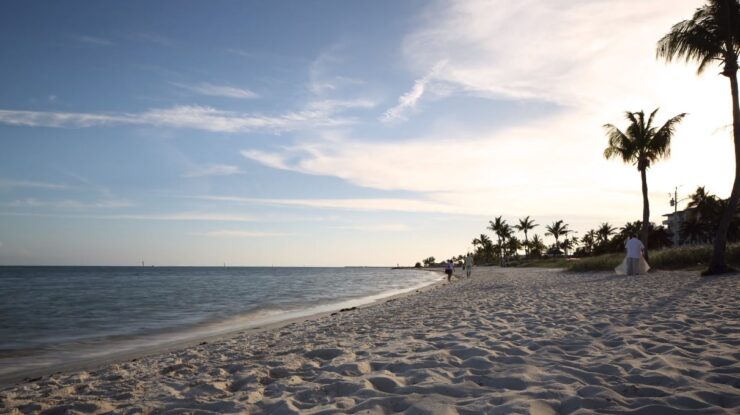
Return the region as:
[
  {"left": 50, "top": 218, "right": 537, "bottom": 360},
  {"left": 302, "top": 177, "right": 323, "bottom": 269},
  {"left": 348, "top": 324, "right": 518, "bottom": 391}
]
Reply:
[
  {"left": 524, "top": 230, "right": 529, "bottom": 256},
  {"left": 640, "top": 167, "right": 650, "bottom": 262},
  {"left": 709, "top": 67, "right": 740, "bottom": 274}
]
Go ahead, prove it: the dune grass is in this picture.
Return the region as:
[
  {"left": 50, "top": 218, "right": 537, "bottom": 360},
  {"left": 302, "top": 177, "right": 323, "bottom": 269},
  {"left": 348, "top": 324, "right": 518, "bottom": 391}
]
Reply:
[
  {"left": 566, "top": 244, "right": 740, "bottom": 272},
  {"left": 512, "top": 257, "right": 571, "bottom": 268}
]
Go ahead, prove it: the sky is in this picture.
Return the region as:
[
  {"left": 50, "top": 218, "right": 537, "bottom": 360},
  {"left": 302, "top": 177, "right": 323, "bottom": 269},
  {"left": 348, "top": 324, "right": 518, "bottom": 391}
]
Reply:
[{"left": 0, "top": 0, "right": 736, "bottom": 266}]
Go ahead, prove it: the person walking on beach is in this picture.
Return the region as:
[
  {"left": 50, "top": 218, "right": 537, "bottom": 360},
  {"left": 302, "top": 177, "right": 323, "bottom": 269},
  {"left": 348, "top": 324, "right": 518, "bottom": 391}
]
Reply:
[
  {"left": 444, "top": 260, "right": 453, "bottom": 282},
  {"left": 464, "top": 254, "right": 473, "bottom": 278},
  {"left": 625, "top": 235, "right": 644, "bottom": 276}
]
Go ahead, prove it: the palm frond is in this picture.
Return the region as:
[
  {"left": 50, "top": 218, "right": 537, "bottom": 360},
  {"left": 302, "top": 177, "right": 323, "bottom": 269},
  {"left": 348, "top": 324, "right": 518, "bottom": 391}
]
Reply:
[
  {"left": 656, "top": 1, "right": 734, "bottom": 75},
  {"left": 650, "top": 112, "right": 688, "bottom": 159}
]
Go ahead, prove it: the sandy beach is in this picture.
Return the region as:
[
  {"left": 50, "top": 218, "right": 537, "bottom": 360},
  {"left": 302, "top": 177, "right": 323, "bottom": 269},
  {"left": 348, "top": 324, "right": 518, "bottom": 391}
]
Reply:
[{"left": 2, "top": 267, "right": 739, "bottom": 414}]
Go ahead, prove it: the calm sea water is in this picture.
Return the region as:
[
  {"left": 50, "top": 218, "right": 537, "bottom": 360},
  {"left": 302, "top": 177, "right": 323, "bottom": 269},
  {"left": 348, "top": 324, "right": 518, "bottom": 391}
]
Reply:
[{"left": 0, "top": 266, "right": 439, "bottom": 379}]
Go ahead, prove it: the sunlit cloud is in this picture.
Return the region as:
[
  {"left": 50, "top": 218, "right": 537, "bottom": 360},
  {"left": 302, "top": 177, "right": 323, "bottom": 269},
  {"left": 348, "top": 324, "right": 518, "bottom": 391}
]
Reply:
[
  {"left": 241, "top": 0, "right": 734, "bottom": 229},
  {"left": 0, "top": 104, "right": 358, "bottom": 133},
  {"left": 193, "top": 194, "right": 466, "bottom": 214},
  {"left": 172, "top": 82, "right": 258, "bottom": 99},
  {"left": 182, "top": 164, "right": 243, "bottom": 178},
  {"left": 380, "top": 60, "right": 448, "bottom": 123}
]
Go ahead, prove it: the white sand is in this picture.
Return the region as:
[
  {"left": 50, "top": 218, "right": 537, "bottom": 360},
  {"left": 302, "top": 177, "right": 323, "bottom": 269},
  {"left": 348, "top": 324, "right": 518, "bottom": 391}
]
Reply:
[{"left": 2, "top": 267, "right": 739, "bottom": 414}]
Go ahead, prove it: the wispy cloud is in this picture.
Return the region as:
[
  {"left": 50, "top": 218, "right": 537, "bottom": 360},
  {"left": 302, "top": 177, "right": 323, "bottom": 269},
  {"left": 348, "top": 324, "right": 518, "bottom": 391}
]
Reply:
[
  {"left": 195, "top": 230, "right": 288, "bottom": 238},
  {"left": 182, "top": 164, "right": 243, "bottom": 178},
  {"left": 0, "top": 179, "right": 67, "bottom": 190},
  {"left": 192, "top": 194, "right": 465, "bottom": 214},
  {"left": 113, "top": 212, "right": 256, "bottom": 222},
  {"left": 308, "top": 45, "right": 364, "bottom": 94},
  {"left": 71, "top": 35, "right": 113, "bottom": 46},
  {"left": 0, "top": 211, "right": 257, "bottom": 222},
  {"left": 132, "top": 32, "right": 174, "bottom": 47},
  {"left": 0, "top": 198, "right": 132, "bottom": 209},
  {"left": 380, "top": 61, "right": 447, "bottom": 123},
  {"left": 0, "top": 104, "right": 358, "bottom": 133},
  {"left": 335, "top": 224, "right": 410, "bottom": 232},
  {"left": 172, "top": 82, "right": 258, "bottom": 99}
]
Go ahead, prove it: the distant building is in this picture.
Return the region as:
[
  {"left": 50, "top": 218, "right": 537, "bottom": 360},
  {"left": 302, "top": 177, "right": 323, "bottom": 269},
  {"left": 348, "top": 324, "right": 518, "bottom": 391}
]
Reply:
[{"left": 662, "top": 207, "right": 705, "bottom": 246}]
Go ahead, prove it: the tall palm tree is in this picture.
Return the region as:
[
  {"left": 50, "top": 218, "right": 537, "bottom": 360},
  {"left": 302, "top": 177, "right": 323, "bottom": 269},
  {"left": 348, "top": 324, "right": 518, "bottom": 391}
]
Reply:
[
  {"left": 657, "top": 0, "right": 740, "bottom": 274},
  {"left": 488, "top": 216, "right": 510, "bottom": 263},
  {"left": 581, "top": 229, "right": 597, "bottom": 255},
  {"left": 596, "top": 222, "right": 617, "bottom": 245},
  {"left": 514, "top": 216, "right": 538, "bottom": 256},
  {"left": 604, "top": 109, "right": 686, "bottom": 261},
  {"left": 545, "top": 220, "right": 572, "bottom": 254}
]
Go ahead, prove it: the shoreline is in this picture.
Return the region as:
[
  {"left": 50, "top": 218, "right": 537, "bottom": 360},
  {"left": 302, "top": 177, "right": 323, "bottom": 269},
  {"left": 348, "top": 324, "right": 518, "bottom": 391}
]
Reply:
[
  {"left": 0, "top": 269, "right": 445, "bottom": 388},
  {"left": 4, "top": 266, "right": 737, "bottom": 414}
]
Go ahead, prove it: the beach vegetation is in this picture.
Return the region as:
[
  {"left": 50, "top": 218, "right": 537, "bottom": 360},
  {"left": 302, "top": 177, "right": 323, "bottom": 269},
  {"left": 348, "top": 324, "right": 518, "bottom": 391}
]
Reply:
[
  {"left": 657, "top": 0, "right": 740, "bottom": 274},
  {"left": 603, "top": 108, "right": 686, "bottom": 261},
  {"left": 544, "top": 220, "right": 572, "bottom": 255},
  {"left": 514, "top": 216, "right": 538, "bottom": 256}
]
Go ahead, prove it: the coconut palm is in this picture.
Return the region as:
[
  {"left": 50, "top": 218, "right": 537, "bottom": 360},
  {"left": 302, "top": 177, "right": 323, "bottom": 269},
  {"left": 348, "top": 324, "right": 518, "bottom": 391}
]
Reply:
[
  {"left": 506, "top": 236, "right": 522, "bottom": 258},
  {"left": 581, "top": 229, "right": 597, "bottom": 255},
  {"left": 604, "top": 109, "right": 686, "bottom": 261},
  {"left": 657, "top": 0, "right": 740, "bottom": 273},
  {"left": 514, "top": 216, "right": 538, "bottom": 256},
  {"left": 596, "top": 222, "right": 617, "bottom": 245},
  {"left": 545, "top": 220, "right": 572, "bottom": 255},
  {"left": 561, "top": 236, "right": 579, "bottom": 257},
  {"left": 488, "top": 216, "right": 510, "bottom": 263},
  {"left": 472, "top": 234, "right": 494, "bottom": 263},
  {"left": 528, "top": 234, "right": 547, "bottom": 257}
]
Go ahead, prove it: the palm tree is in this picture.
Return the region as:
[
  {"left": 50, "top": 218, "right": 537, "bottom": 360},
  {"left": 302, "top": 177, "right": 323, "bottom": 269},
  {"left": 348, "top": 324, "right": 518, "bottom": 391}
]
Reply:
[
  {"left": 561, "top": 236, "right": 579, "bottom": 257},
  {"left": 514, "top": 216, "right": 538, "bottom": 256},
  {"left": 681, "top": 216, "right": 709, "bottom": 245},
  {"left": 472, "top": 234, "right": 494, "bottom": 263},
  {"left": 528, "top": 234, "right": 547, "bottom": 257},
  {"left": 545, "top": 220, "right": 572, "bottom": 255},
  {"left": 488, "top": 216, "right": 510, "bottom": 264},
  {"left": 604, "top": 109, "right": 686, "bottom": 261},
  {"left": 596, "top": 222, "right": 617, "bottom": 245},
  {"left": 506, "top": 236, "right": 522, "bottom": 258},
  {"left": 657, "top": 0, "right": 740, "bottom": 274},
  {"left": 581, "top": 229, "right": 597, "bottom": 255}
]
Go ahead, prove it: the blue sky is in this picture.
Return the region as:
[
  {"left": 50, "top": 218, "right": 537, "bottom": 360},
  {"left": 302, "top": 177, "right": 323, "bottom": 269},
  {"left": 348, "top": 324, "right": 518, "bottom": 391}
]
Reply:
[{"left": 0, "top": 0, "right": 735, "bottom": 265}]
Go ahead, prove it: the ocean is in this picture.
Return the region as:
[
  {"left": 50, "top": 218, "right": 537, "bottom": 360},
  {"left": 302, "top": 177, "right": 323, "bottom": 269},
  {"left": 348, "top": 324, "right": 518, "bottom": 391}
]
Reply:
[{"left": 0, "top": 266, "right": 440, "bottom": 381}]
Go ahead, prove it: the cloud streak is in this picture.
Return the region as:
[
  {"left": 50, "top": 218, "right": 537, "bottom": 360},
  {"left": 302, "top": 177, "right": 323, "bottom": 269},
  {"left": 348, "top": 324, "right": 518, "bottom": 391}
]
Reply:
[
  {"left": 182, "top": 164, "right": 243, "bottom": 178},
  {"left": 0, "top": 104, "right": 361, "bottom": 133},
  {"left": 172, "top": 82, "right": 258, "bottom": 99},
  {"left": 380, "top": 61, "right": 448, "bottom": 123},
  {"left": 0, "top": 179, "right": 67, "bottom": 190}
]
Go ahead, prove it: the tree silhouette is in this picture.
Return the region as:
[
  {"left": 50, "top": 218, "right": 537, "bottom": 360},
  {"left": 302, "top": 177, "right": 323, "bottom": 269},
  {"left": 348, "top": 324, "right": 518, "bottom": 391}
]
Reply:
[
  {"left": 514, "top": 216, "right": 538, "bottom": 256},
  {"left": 657, "top": 0, "right": 740, "bottom": 273},
  {"left": 604, "top": 109, "right": 686, "bottom": 261}
]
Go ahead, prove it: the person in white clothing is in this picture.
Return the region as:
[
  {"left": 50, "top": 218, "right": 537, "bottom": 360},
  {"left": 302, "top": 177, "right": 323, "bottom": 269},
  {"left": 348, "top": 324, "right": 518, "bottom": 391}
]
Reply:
[
  {"left": 625, "top": 235, "right": 645, "bottom": 276},
  {"left": 464, "top": 254, "right": 473, "bottom": 278}
]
